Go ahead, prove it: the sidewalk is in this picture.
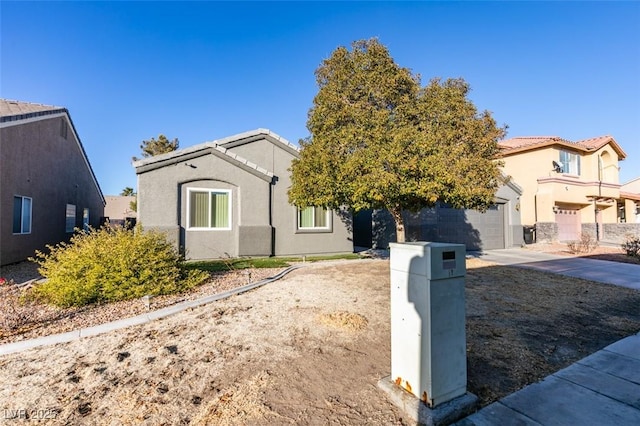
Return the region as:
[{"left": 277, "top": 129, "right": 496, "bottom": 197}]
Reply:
[
  {"left": 470, "top": 248, "right": 640, "bottom": 290},
  {"left": 458, "top": 248, "right": 640, "bottom": 425}
]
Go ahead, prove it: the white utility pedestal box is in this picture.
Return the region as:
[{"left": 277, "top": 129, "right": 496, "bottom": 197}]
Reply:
[{"left": 389, "top": 242, "right": 467, "bottom": 408}]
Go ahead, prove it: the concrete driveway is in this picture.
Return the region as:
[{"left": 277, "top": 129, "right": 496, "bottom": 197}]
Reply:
[{"left": 470, "top": 248, "right": 640, "bottom": 290}]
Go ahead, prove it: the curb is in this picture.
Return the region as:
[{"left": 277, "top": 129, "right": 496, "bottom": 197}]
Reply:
[{"left": 0, "top": 264, "right": 305, "bottom": 356}]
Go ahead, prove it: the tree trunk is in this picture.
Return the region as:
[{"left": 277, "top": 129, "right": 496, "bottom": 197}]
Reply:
[{"left": 390, "top": 207, "right": 405, "bottom": 243}]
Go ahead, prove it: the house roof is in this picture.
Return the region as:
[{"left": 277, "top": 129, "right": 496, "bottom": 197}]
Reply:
[
  {"left": 0, "top": 99, "right": 67, "bottom": 123},
  {"left": 498, "top": 135, "right": 626, "bottom": 159},
  {"left": 132, "top": 129, "right": 296, "bottom": 182},
  {"left": 622, "top": 177, "right": 640, "bottom": 195},
  {"left": 0, "top": 98, "right": 105, "bottom": 206}
]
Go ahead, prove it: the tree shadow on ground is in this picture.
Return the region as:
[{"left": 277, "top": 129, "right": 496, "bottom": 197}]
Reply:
[{"left": 464, "top": 262, "right": 640, "bottom": 406}]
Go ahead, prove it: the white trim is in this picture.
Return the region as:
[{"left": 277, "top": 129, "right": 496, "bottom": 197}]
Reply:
[
  {"left": 297, "top": 206, "right": 331, "bottom": 230},
  {"left": 186, "top": 188, "right": 232, "bottom": 231}
]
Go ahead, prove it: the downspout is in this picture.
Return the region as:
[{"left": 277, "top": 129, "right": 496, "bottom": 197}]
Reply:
[
  {"left": 269, "top": 177, "right": 275, "bottom": 256},
  {"left": 595, "top": 180, "right": 602, "bottom": 241}
]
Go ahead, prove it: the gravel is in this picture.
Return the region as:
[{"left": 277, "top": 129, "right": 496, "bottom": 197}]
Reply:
[{"left": 0, "top": 263, "right": 283, "bottom": 345}]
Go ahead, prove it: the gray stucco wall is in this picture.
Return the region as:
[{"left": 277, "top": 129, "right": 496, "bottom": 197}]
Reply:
[
  {"left": 137, "top": 151, "right": 272, "bottom": 259},
  {"left": 1, "top": 115, "right": 104, "bottom": 265},
  {"left": 136, "top": 134, "right": 353, "bottom": 260},
  {"left": 224, "top": 137, "right": 353, "bottom": 256}
]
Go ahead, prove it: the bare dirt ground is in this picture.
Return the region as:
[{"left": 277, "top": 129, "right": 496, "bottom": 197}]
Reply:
[{"left": 1, "top": 257, "right": 639, "bottom": 425}]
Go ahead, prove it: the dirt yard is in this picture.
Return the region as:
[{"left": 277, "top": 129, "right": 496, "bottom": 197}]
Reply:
[{"left": 1, "top": 258, "right": 639, "bottom": 424}]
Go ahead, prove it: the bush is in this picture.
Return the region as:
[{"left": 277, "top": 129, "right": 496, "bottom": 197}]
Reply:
[
  {"left": 30, "top": 226, "right": 208, "bottom": 307},
  {"left": 567, "top": 233, "right": 598, "bottom": 254},
  {"left": 622, "top": 236, "right": 640, "bottom": 259}
]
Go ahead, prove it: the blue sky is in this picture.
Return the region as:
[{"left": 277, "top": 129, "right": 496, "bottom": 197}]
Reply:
[{"left": 2, "top": 1, "right": 639, "bottom": 195}]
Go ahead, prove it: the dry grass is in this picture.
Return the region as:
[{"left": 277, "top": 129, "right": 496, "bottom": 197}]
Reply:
[
  {"left": 191, "top": 371, "right": 283, "bottom": 425},
  {"left": 317, "top": 311, "right": 369, "bottom": 332},
  {"left": 1, "top": 258, "right": 639, "bottom": 424}
]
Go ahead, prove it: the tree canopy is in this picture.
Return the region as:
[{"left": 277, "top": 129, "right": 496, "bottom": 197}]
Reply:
[
  {"left": 288, "top": 38, "right": 506, "bottom": 242},
  {"left": 133, "top": 134, "right": 179, "bottom": 161}
]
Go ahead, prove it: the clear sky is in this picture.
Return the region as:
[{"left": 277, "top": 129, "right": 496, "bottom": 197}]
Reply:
[{"left": 2, "top": 1, "right": 639, "bottom": 196}]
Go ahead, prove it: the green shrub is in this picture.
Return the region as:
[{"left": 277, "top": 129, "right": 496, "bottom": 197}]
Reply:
[
  {"left": 622, "top": 236, "right": 640, "bottom": 259},
  {"left": 30, "top": 226, "right": 208, "bottom": 307}
]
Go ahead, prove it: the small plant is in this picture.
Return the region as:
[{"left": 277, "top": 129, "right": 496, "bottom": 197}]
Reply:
[
  {"left": 30, "top": 226, "right": 208, "bottom": 307},
  {"left": 622, "top": 236, "right": 640, "bottom": 259},
  {"left": 567, "top": 233, "right": 598, "bottom": 254}
]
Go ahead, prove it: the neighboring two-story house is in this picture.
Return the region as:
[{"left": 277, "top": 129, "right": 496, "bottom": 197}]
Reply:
[
  {"left": 621, "top": 178, "right": 640, "bottom": 224},
  {"left": 0, "top": 99, "right": 105, "bottom": 265},
  {"left": 498, "top": 135, "right": 639, "bottom": 243}
]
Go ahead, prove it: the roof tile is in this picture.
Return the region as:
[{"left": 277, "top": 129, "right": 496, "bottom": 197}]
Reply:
[{"left": 0, "top": 98, "right": 65, "bottom": 121}]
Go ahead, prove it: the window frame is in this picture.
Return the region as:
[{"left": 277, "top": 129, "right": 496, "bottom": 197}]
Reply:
[
  {"left": 559, "top": 150, "right": 581, "bottom": 176},
  {"left": 83, "top": 208, "right": 90, "bottom": 231},
  {"left": 66, "top": 204, "right": 76, "bottom": 233},
  {"left": 186, "top": 188, "right": 232, "bottom": 231},
  {"left": 13, "top": 195, "right": 32, "bottom": 235},
  {"left": 296, "top": 206, "right": 332, "bottom": 233}
]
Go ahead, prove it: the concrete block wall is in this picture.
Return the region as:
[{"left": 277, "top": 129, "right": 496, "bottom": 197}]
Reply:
[
  {"left": 534, "top": 222, "right": 557, "bottom": 243},
  {"left": 601, "top": 223, "right": 640, "bottom": 244}
]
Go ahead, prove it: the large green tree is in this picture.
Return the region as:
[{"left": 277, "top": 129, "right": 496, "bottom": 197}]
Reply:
[
  {"left": 133, "top": 134, "right": 179, "bottom": 161},
  {"left": 288, "top": 39, "right": 505, "bottom": 242}
]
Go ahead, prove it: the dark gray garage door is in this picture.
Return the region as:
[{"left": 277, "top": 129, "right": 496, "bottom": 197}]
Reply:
[{"left": 437, "top": 204, "right": 505, "bottom": 250}]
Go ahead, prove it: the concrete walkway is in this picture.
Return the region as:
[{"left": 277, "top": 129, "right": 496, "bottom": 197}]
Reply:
[
  {"left": 470, "top": 248, "right": 640, "bottom": 290},
  {"left": 458, "top": 248, "right": 640, "bottom": 425}
]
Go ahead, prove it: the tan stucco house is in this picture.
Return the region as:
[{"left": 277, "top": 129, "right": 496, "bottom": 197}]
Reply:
[
  {"left": 621, "top": 178, "right": 640, "bottom": 223},
  {"left": 104, "top": 195, "right": 137, "bottom": 227},
  {"left": 498, "top": 135, "right": 639, "bottom": 243},
  {"left": 1, "top": 99, "right": 105, "bottom": 265}
]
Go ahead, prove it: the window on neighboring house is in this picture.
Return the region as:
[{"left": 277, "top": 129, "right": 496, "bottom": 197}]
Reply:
[
  {"left": 559, "top": 150, "right": 580, "bottom": 175},
  {"left": 13, "top": 196, "right": 32, "bottom": 234},
  {"left": 66, "top": 204, "right": 76, "bottom": 233},
  {"left": 60, "top": 118, "right": 68, "bottom": 139},
  {"left": 188, "top": 189, "right": 231, "bottom": 229},
  {"left": 83, "top": 208, "right": 90, "bottom": 231},
  {"left": 298, "top": 206, "right": 329, "bottom": 229}
]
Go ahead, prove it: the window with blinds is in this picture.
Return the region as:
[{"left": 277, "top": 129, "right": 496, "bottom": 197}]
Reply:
[
  {"left": 188, "top": 189, "right": 231, "bottom": 229},
  {"left": 298, "top": 206, "right": 329, "bottom": 229}
]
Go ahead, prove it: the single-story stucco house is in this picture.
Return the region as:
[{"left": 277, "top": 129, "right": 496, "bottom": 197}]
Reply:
[{"left": 132, "top": 129, "right": 353, "bottom": 260}]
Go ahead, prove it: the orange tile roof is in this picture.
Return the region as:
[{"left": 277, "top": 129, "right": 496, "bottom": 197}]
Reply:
[{"left": 499, "top": 135, "right": 626, "bottom": 159}]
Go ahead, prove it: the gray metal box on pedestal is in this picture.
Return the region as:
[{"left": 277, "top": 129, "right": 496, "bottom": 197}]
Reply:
[{"left": 389, "top": 242, "right": 467, "bottom": 408}]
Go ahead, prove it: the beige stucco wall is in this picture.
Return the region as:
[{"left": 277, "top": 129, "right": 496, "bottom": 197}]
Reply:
[
  {"left": 104, "top": 196, "right": 137, "bottom": 220},
  {"left": 501, "top": 144, "right": 622, "bottom": 227}
]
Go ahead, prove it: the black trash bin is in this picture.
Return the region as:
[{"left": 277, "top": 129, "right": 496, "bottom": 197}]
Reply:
[{"left": 523, "top": 226, "right": 536, "bottom": 244}]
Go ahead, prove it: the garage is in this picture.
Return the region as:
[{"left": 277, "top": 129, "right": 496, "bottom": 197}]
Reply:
[
  {"left": 555, "top": 208, "right": 581, "bottom": 241},
  {"left": 437, "top": 203, "right": 506, "bottom": 250},
  {"left": 355, "top": 178, "right": 522, "bottom": 251}
]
